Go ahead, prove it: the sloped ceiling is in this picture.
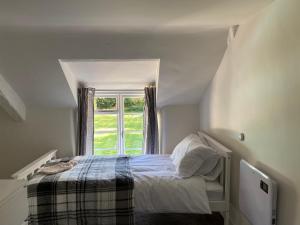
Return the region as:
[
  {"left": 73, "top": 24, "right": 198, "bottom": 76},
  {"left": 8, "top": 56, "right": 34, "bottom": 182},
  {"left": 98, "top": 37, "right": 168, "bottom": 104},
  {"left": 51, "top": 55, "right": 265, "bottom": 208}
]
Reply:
[
  {"left": 60, "top": 59, "right": 160, "bottom": 90},
  {"left": 0, "top": 0, "right": 272, "bottom": 108},
  {"left": 0, "top": 30, "right": 228, "bottom": 107},
  {"left": 0, "top": 0, "right": 271, "bottom": 32}
]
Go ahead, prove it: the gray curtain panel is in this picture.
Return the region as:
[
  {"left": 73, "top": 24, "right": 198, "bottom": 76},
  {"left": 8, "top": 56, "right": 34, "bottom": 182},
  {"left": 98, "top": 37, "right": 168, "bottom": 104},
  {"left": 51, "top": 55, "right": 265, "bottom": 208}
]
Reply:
[
  {"left": 78, "top": 87, "right": 95, "bottom": 156},
  {"left": 144, "top": 86, "right": 159, "bottom": 154}
]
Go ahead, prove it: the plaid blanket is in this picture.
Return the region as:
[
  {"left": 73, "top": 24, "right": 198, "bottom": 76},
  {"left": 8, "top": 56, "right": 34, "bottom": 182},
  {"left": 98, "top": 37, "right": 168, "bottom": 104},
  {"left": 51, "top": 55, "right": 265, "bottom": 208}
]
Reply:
[{"left": 27, "top": 156, "right": 134, "bottom": 225}]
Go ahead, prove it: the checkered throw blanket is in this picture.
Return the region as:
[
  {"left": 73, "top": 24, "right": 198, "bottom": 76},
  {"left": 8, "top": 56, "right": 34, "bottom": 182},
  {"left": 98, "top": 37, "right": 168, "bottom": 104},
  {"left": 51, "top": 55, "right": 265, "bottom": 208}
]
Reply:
[{"left": 27, "top": 156, "right": 134, "bottom": 225}]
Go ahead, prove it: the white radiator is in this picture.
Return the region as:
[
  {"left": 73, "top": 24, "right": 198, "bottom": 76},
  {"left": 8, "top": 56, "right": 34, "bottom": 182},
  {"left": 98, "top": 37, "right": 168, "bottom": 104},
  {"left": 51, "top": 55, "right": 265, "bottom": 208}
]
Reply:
[{"left": 239, "top": 160, "right": 277, "bottom": 225}]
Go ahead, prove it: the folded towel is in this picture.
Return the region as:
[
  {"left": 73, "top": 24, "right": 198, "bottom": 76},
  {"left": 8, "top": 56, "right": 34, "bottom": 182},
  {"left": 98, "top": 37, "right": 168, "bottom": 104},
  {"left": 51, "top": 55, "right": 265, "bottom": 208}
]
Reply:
[{"left": 38, "top": 160, "right": 77, "bottom": 175}]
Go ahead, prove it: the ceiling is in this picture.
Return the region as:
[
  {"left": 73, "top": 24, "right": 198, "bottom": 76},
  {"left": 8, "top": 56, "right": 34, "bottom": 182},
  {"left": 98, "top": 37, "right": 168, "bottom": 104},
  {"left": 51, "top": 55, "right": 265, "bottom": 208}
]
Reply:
[
  {"left": 60, "top": 59, "right": 160, "bottom": 90},
  {"left": 0, "top": 30, "right": 228, "bottom": 107},
  {"left": 0, "top": 0, "right": 272, "bottom": 32},
  {"left": 0, "top": 0, "right": 272, "bottom": 108}
]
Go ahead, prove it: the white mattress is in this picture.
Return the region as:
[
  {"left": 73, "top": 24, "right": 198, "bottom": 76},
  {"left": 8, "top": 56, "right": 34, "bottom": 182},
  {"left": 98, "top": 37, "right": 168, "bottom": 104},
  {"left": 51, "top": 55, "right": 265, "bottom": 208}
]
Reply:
[
  {"left": 130, "top": 155, "right": 219, "bottom": 214},
  {"left": 206, "top": 180, "right": 224, "bottom": 201}
]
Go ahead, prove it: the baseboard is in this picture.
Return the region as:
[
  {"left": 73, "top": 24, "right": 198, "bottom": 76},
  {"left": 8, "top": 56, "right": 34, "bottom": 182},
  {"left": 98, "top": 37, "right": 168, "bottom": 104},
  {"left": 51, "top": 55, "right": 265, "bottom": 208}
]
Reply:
[{"left": 229, "top": 203, "right": 251, "bottom": 225}]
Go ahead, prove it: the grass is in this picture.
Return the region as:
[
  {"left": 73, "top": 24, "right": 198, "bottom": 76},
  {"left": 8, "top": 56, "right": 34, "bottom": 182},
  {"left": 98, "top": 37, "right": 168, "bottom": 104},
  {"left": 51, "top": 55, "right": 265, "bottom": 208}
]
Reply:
[
  {"left": 94, "top": 114, "right": 143, "bottom": 132},
  {"left": 94, "top": 114, "right": 143, "bottom": 156}
]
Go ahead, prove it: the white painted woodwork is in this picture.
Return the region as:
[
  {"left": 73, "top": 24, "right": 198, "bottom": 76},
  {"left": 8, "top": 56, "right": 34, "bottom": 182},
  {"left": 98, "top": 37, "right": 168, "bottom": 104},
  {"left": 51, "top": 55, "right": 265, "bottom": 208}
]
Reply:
[
  {"left": 201, "top": 132, "right": 232, "bottom": 225},
  {"left": 0, "top": 179, "right": 27, "bottom": 225},
  {"left": 0, "top": 74, "right": 26, "bottom": 121},
  {"left": 11, "top": 150, "right": 57, "bottom": 180}
]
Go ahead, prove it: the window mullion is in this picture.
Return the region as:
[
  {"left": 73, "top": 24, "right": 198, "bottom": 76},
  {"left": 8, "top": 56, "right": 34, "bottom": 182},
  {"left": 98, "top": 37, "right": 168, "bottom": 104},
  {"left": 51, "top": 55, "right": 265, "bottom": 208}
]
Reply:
[
  {"left": 120, "top": 94, "right": 124, "bottom": 155},
  {"left": 119, "top": 94, "right": 124, "bottom": 154}
]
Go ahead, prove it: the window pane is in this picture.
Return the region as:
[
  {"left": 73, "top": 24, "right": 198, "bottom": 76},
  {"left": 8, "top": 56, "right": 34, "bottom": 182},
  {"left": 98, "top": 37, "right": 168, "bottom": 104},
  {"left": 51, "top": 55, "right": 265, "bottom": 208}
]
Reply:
[
  {"left": 93, "top": 94, "right": 145, "bottom": 156},
  {"left": 94, "top": 114, "right": 117, "bottom": 132},
  {"left": 124, "top": 132, "right": 143, "bottom": 155},
  {"left": 126, "top": 149, "right": 142, "bottom": 156},
  {"left": 124, "top": 114, "right": 143, "bottom": 131},
  {"left": 124, "top": 97, "right": 144, "bottom": 113},
  {"left": 94, "top": 133, "right": 118, "bottom": 155},
  {"left": 95, "top": 97, "right": 117, "bottom": 111}
]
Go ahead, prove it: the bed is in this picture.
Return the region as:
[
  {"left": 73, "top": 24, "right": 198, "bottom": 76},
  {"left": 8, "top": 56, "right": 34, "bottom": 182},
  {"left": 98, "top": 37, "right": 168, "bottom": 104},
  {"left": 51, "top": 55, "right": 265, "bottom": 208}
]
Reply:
[{"left": 12, "top": 132, "right": 231, "bottom": 225}]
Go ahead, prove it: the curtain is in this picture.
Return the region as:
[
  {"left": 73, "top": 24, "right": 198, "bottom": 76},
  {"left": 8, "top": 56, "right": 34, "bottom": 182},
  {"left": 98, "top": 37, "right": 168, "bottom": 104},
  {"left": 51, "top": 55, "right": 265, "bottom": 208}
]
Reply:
[
  {"left": 78, "top": 87, "right": 95, "bottom": 156},
  {"left": 144, "top": 85, "right": 159, "bottom": 154}
]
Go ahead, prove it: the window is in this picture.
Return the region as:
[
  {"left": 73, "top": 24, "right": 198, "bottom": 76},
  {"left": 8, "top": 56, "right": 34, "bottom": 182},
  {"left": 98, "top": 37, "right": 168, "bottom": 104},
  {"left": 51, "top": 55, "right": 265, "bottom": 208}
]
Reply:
[{"left": 94, "top": 91, "right": 144, "bottom": 156}]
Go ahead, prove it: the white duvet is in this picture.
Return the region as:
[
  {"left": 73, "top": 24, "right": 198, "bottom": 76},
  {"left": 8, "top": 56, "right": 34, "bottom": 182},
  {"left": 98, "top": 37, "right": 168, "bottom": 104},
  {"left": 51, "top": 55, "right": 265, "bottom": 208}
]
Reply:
[{"left": 130, "top": 155, "right": 211, "bottom": 214}]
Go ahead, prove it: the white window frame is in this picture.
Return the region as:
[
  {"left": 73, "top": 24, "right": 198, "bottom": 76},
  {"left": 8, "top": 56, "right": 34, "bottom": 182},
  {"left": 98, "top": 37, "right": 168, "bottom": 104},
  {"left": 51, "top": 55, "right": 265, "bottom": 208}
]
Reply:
[{"left": 94, "top": 90, "right": 144, "bottom": 155}]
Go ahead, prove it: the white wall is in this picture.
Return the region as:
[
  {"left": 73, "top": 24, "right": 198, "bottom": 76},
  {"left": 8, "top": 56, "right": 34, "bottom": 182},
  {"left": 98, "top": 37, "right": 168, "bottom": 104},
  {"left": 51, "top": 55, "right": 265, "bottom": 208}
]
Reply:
[
  {"left": 0, "top": 107, "right": 76, "bottom": 178},
  {"left": 0, "top": 73, "right": 26, "bottom": 122},
  {"left": 160, "top": 104, "right": 199, "bottom": 154},
  {"left": 199, "top": 0, "right": 300, "bottom": 224}
]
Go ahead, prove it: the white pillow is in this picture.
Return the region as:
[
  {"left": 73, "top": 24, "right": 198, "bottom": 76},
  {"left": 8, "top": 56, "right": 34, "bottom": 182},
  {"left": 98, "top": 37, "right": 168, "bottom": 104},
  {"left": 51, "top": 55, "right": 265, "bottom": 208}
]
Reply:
[
  {"left": 197, "top": 131, "right": 209, "bottom": 145},
  {"left": 201, "top": 158, "right": 223, "bottom": 181},
  {"left": 171, "top": 135, "right": 218, "bottom": 178},
  {"left": 170, "top": 133, "right": 220, "bottom": 178},
  {"left": 194, "top": 153, "right": 220, "bottom": 176},
  {"left": 170, "top": 133, "right": 206, "bottom": 161},
  {"left": 170, "top": 134, "right": 196, "bottom": 161},
  {"left": 195, "top": 131, "right": 222, "bottom": 176},
  {"left": 175, "top": 145, "right": 217, "bottom": 178}
]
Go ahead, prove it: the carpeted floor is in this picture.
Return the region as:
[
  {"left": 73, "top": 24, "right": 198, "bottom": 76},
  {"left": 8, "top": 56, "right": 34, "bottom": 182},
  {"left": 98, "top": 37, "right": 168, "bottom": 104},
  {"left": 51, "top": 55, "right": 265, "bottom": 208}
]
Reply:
[{"left": 135, "top": 212, "right": 224, "bottom": 225}]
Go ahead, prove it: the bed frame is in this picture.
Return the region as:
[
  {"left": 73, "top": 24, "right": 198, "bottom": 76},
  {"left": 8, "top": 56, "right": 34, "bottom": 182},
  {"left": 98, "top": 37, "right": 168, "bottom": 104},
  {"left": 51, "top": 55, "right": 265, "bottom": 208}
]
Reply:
[
  {"left": 11, "top": 134, "right": 231, "bottom": 225},
  {"left": 11, "top": 150, "right": 58, "bottom": 180},
  {"left": 201, "top": 133, "right": 232, "bottom": 225}
]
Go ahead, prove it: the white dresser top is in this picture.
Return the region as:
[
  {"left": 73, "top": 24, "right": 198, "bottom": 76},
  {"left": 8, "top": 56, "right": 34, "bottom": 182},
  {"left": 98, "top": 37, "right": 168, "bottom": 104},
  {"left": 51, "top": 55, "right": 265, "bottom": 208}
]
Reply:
[{"left": 0, "top": 179, "right": 26, "bottom": 206}]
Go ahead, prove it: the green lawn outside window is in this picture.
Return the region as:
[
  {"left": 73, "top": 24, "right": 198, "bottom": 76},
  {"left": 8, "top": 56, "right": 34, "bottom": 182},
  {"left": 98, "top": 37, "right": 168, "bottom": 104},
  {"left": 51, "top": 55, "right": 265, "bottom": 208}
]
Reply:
[{"left": 94, "top": 114, "right": 144, "bottom": 156}]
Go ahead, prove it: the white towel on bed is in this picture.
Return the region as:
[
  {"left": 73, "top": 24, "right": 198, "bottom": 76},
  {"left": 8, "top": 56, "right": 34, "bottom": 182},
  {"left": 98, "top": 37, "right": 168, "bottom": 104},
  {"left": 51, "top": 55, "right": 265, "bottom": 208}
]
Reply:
[{"left": 38, "top": 160, "right": 77, "bottom": 175}]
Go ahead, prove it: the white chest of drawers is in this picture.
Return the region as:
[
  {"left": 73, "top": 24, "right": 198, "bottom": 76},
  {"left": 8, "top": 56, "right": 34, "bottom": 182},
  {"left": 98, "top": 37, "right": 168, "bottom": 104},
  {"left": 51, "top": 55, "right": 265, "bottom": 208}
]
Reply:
[{"left": 0, "top": 180, "right": 27, "bottom": 225}]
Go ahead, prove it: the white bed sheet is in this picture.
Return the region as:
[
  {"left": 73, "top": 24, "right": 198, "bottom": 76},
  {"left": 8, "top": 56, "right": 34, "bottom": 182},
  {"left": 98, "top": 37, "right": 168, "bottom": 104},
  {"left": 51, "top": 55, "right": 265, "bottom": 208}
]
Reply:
[
  {"left": 206, "top": 180, "right": 224, "bottom": 201},
  {"left": 130, "top": 155, "right": 211, "bottom": 214}
]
